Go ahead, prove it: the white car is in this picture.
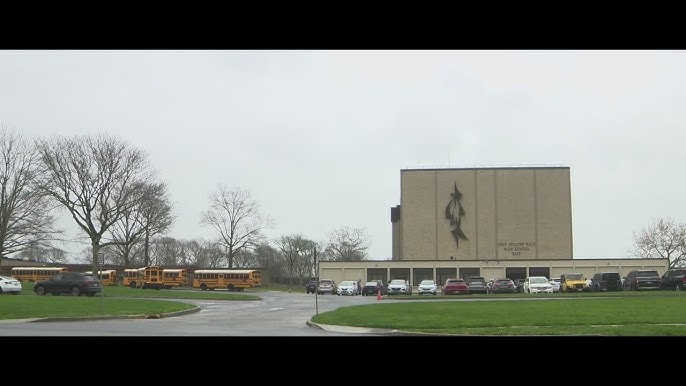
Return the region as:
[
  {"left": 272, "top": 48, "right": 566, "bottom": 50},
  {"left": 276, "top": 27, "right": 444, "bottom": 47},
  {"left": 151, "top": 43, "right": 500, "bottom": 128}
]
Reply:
[
  {"left": 523, "top": 276, "right": 553, "bottom": 294},
  {"left": 387, "top": 279, "right": 412, "bottom": 295},
  {"left": 549, "top": 278, "right": 562, "bottom": 293},
  {"left": 417, "top": 279, "right": 437, "bottom": 295},
  {"left": 0, "top": 275, "right": 22, "bottom": 295},
  {"left": 337, "top": 280, "right": 359, "bottom": 296}
]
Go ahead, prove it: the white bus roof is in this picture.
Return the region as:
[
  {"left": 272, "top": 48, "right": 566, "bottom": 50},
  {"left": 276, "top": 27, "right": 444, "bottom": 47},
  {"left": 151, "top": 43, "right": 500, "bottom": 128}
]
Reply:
[
  {"left": 194, "top": 269, "right": 258, "bottom": 274},
  {"left": 12, "top": 267, "right": 67, "bottom": 270}
]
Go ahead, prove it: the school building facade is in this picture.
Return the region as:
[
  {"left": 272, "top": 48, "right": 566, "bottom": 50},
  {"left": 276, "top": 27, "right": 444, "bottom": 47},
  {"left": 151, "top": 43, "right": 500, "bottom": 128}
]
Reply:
[{"left": 319, "top": 166, "right": 668, "bottom": 286}]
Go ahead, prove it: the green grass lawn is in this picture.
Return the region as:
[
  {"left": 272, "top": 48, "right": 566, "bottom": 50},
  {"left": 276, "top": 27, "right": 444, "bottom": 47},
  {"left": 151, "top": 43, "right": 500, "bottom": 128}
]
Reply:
[
  {"left": 0, "top": 283, "right": 263, "bottom": 319},
  {"left": 312, "top": 291, "right": 686, "bottom": 335}
]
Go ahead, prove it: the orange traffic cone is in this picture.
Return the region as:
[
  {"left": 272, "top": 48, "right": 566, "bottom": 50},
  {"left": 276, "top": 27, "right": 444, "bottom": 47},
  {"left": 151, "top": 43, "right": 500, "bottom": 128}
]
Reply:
[{"left": 377, "top": 289, "right": 382, "bottom": 300}]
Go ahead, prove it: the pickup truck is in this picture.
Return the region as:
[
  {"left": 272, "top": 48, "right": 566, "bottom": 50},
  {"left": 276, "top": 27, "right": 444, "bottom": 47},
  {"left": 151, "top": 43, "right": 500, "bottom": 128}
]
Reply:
[{"left": 387, "top": 279, "right": 412, "bottom": 295}]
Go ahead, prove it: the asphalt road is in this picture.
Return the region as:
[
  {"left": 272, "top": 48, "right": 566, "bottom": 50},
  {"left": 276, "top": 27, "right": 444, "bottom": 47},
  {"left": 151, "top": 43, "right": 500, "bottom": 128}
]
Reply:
[{"left": 0, "top": 290, "right": 400, "bottom": 336}]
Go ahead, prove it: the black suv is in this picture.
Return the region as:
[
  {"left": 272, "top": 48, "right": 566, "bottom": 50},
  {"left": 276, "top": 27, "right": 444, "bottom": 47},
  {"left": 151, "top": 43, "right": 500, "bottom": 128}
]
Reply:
[
  {"left": 33, "top": 272, "right": 102, "bottom": 297},
  {"left": 305, "top": 280, "right": 318, "bottom": 294},
  {"left": 590, "top": 272, "right": 623, "bottom": 292},
  {"left": 361, "top": 280, "right": 385, "bottom": 296},
  {"left": 622, "top": 269, "right": 662, "bottom": 291},
  {"left": 661, "top": 268, "right": 686, "bottom": 291}
]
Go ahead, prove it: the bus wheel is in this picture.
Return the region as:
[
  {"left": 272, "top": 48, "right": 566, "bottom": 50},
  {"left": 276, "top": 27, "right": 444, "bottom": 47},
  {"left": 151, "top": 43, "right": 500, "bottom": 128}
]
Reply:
[
  {"left": 130, "top": 282, "right": 137, "bottom": 289},
  {"left": 200, "top": 283, "right": 208, "bottom": 291},
  {"left": 228, "top": 284, "right": 235, "bottom": 292}
]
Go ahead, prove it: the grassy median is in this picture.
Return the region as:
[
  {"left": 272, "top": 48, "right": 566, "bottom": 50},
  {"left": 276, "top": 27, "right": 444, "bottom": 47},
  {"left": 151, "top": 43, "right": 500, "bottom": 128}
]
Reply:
[{"left": 311, "top": 291, "right": 686, "bottom": 335}]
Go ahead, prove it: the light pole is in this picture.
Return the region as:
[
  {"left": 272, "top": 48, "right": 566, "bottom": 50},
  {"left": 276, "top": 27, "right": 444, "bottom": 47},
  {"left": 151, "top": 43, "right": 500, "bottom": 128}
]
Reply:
[{"left": 314, "top": 246, "right": 319, "bottom": 316}]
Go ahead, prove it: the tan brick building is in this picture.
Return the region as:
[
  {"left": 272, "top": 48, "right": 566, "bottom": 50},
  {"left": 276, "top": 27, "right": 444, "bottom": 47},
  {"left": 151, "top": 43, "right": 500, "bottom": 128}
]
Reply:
[{"left": 319, "top": 166, "right": 668, "bottom": 286}]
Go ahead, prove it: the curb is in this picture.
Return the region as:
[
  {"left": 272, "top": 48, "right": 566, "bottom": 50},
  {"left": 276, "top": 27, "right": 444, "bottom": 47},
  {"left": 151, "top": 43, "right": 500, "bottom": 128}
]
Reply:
[{"left": 26, "top": 304, "right": 201, "bottom": 323}]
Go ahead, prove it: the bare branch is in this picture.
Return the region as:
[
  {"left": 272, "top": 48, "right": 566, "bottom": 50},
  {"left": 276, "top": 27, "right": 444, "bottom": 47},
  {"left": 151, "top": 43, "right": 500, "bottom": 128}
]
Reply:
[
  {"left": 325, "top": 226, "right": 372, "bottom": 261},
  {"left": 628, "top": 218, "right": 686, "bottom": 269},
  {"left": 36, "top": 133, "right": 157, "bottom": 272},
  {"left": 200, "top": 185, "right": 273, "bottom": 268},
  {"left": 0, "top": 124, "right": 61, "bottom": 270}
]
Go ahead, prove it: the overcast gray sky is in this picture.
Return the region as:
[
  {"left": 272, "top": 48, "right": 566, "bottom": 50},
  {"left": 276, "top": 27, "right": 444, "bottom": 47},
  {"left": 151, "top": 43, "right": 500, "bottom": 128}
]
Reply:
[{"left": 0, "top": 50, "right": 683, "bottom": 261}]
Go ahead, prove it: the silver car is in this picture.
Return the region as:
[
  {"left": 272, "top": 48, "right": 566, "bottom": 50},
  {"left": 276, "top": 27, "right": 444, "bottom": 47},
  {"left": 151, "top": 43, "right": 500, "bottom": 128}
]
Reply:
[
  {"left": 387, "top": 279, "right": 412, "bottom": 295},
  {"left": 417, "top": 279, "right": 437, "bottom": 295},
  {"left": 0, "top": 275, "right": 21, "bottom": 295},
  {"left": 317, "top": 279, "right": 337, "bottom": 295},
  {"left": 337, "top": 280, "right": 359, "bottom": 296}
]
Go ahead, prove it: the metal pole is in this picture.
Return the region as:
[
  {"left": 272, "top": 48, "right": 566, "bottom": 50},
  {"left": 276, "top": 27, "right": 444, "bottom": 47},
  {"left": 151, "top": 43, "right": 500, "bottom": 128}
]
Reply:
[
  {"left": 314, "top": 247, "right": 318, "bottom": 316},
  {"left": 97, "top": 252, "right": 105, "bottom": 315}
]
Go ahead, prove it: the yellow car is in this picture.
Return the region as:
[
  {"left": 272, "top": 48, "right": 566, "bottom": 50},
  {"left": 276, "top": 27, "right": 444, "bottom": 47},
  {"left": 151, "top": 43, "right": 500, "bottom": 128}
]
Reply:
[{"left": 560, "top": 273, "right": 590, "bottom": 292}]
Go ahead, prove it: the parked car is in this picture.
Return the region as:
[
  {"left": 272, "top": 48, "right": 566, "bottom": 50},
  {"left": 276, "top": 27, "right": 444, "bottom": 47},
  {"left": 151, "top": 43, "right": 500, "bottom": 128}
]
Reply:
[
  {"left": 590, "top": 272, "right": 623, "bottom": 292},
  {"left": 623, "top": 270, "right": 662, "bottom": 291},
  {"left": 387, "top": 279, "right": 412, "bottom": 295},
  {"left": 371, "top": 280, "right": 386, "bottom": 295},
  {"left": 442, "top": 278, "right": 469, "bottom": 295},
  {"left": 0, "top": 275, "right": 22, "bottom": 295},
  {"left": 514, "top": 279, "right": 526, "bottom": 293},
  {"left": 468, "top": 276, "right": 486, "bottom": 285},
  {"left": 417, "top": 279, "right": 437, "bottom": 295},
  {"left": 560, "top": 273, "right": 590, "bottom": 292},
  {"left": 361, "top": 281, "right": 384, "bottom": 296},
  {"left": 467, "top": 278, "right": 489, "bottom": 295},
  {"left": 523, "top": 276, "right": 553, "bottom": 294},
  {"left": 305, "top": 280, "right": 318, "bottom": 294},
  {"left": 33, "top": 272, "right": 102, "bottom": 297},
  {"left": 337, "top": 280, "right": 359, "bottom": 296},
  {"left": 660, "top": 268, "right": 686, "bottom": 291},
  {"left": 489, "top": 278, "right": 517, "bottom": 294},
  {"left": 317, "top": 279, "right": 337, "bottom": 295},
  {"left": 549, "top": 278, "right": 562, "bottom": 293}
]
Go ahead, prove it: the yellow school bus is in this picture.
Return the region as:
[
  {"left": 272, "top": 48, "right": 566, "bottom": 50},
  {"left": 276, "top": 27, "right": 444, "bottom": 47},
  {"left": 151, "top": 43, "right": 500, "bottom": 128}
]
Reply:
[
  {"left": 123, "top": 267, "right": 145, "bottom": 288},
  {"left": 84, "top": 270, "right": 119, "bottom": 286},
  {"left": 192, "top": 269, "right": 262, "bottom": 292},
  {"left": 162, "top": 268, "right": 189, "bottom": 288},
  {"left": 11, "top": 266, "right": 69, "bottom": 282},
  {"left": 141, "top": 265, "right": 164, "bottom": 289}
]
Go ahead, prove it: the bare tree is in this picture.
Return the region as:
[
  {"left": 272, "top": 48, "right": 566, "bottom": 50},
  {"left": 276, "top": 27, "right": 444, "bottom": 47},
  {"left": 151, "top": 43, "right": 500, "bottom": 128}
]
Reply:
[
  {"left": 232, "top": 250, "right": 260, "bottom": 269},
  {"left": 275, "top": 234, "right": 303, "bottom": 291},
  {"left": 274, "top": 234, "right": 317, "bottom": 291},
  {"left": 629, "top": 218, "right": 686, "bottom": 269},
  {"left": 17, "top": 242, "right": 66, "bottom": 264},
  {"left": 150, "top": 236, "right": 184, "bottom": 266},
  {"left": 108, "top": 182, "right": 174, "bottom": 267},
  {"left": 139, "top": 183, "right": 174, "bottom": 265},
  {"left": 0, "top": 124, "right": 60, "bottom": 271},
  {"left": 184, "top": 238, "right": 205, "bottom": 267},
  {"left": 200, "top": 185, "right": 273, "bottom": 268},
  {"left": 325, "top": 226, "right": 371, "bottom": 261},
  {"left": 182, "top": 238, "right": 226, "bottom": 268},
  {"left": 35, "top": 133, "right": 157, "bottom": 275},
  {"left": 204, "top": 243, "right": 226, "bottom": 268},
  {"left": 254, "top": 242, "right": 285, "bottom": 286}
]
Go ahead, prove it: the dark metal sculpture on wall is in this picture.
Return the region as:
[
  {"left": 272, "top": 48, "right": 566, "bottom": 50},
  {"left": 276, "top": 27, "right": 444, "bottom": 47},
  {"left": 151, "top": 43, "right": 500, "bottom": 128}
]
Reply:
[{"left": 445, "top": 182, "right": 468, "bottom": 250}]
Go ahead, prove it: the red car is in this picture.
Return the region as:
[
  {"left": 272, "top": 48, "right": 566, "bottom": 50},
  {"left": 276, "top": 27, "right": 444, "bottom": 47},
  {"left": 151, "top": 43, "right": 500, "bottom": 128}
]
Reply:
[{"left": 442, "top": 278, "right": 469, "bottom": 295}]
